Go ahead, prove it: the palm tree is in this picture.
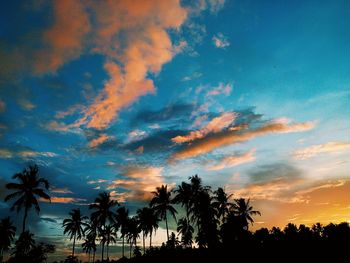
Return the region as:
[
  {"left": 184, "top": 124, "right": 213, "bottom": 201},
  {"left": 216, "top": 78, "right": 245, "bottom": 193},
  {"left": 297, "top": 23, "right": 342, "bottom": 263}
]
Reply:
[
  {"left": 150, "top": 185, "right": 177, "bottom": 241},
  {"left": 212, "top": 187, "right": 233, "bottom": 221},
  {"left": 89, "top": 192, "right": 118, "bottom": 261},
  {"left": 82, "top": 237, "right": 96, "bottom": 263},
  {"left": 63, "top": 208, "right": 88, "bottom": 257},
  {"left": 4, "top": 165, "right": 50, "bottom": 233},
  {"left": 177, "top": 218, "right": 194, "bottom": 248},
  {"left": 232, "top": 198, "right": 261, "bottom": 230},
  {"left": 173, "top": 182, "right": 192, "bottom": 221},
  {"left": 115, "top": 207, "right": 129, "bottom": 258},
  {"left": 137, "top": 207, "right": 159, "bottom": 253},
  {"left": 0, "top": 217, "right": 16, "bottom": 262},
  {"left": 84, "top": 218, "right": 98, "bottom": 263},
  {"left": 13, "top": 231, "right": 35, "bottom": 259},
  {"left": 103, "top": 224, "right": 116, "bottom": 261},
  {"left": 126, "top": 217, "right": 140, "bottom": 258}
]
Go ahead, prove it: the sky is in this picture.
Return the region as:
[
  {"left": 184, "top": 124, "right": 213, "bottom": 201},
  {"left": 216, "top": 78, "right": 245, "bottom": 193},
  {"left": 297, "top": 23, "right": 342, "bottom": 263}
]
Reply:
[{"left": 1, "top": 0, "right": 350, "bottom": 260}]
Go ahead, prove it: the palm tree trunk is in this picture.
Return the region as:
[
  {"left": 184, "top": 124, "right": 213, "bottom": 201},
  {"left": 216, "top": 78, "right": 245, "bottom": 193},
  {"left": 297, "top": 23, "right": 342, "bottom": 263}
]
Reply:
[
  {"left": 122, "top": 236, "right": 125, "bottom": 257},
  {"left": 106, "top": 243, "right": 109, "bottom": 261},
  {"left": 165, "top": 212, "right": 169, "bottom": 241},
  {"left": 101, "top": 243, "right": 104, "bottom": 261},
  {"left": 93, "top": 249, "right": 96, "bottom": 263},
  {"left": 22, "top": 206, "right": 28, "bottom": 233},
  {"left": 143, "top": 231, "right": 145, "bottom": 254},
  {"left": 72, "top": 233, "right": 76, "bottom": 257},
  {"left": 88, "top": 251, "right": 91, "bottom": 263},
  {"left": 149, "top": 230, "right": 152, "bottom": 248},
  {"left": 129, "top": 241, "right": 132, "bottom": 258}
]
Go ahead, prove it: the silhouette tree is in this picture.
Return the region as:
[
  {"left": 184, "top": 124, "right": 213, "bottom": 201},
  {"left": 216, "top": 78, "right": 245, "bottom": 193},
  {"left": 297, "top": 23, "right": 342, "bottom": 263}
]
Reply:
[
  {"left": 63, "top": 208, "right": 88, "bottom": 257},
  {"left": 82, "top": 237, "right": 96, "bottom": 263},
  {"left": 0, "top": 217, "right": 16, "bottom": 262},
  {"left": 103, "top": 224, "right": 116, "bottom": 261},
  {"left": 12, "top": 231, "right": 35, "bottom": 260},
  {"left": 137, "top": 207, "right": 154, "bottom": 254},
  {"left": 173, "top": 182, "right": 192, "bottom": 221},
  {"left": 176, "top": 218, "right": 194, "bottom": 248},
  {"left": 212, "top": 187, "right": 232, "bottom": 222},
  {"left": 115, "top": 207, "right": 129, "bottom": 258},
  {"left": 150, "top": 185, "right": 177, "bottom": 241},
  {"left": 5, "top": 165, "right": 50, "bottom": 233},
  {"left": 126, "top": 217, "right": 140, "bottom": 258},
  {"left": 232, "top": 198, "right": 261, "bottom": 230},
  {"left": 83, "top": 218, "right": 98, "bottom": 263},
  {"left": 89, "top": 192, "right": 118, "bottom": 261}
]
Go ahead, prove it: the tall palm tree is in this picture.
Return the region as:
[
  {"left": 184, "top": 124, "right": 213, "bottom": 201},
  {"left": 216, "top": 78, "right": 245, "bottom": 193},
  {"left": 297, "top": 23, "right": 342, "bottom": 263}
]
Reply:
[
  {"left": 137, "top": 207, "right": 159, "bottom": 253},
  {"left": 232, "top": 198, "right": 261, "bottom": 230},
  {"left": 82, "top": 237, "right": 96, "bottom": 263},
  {"left": 126, "top": 217, "right": 140, "bottom": 258},
  {"left": 177, "top": 218, "right": 194, "bottom": 248},
  {"left": 84, "top": 218, "right": 98, "bottom": 263},
  {"left": 150, "top": 185, "right": 177, "bottom": 241},
  {"left": 103, "top": 224, "right": 116, "bottom": 261},
  {"left": 212, "top": 187, "right": 233, "bottom": 222},
  {"left": 4, "top": 165, "right": 50, "bottom": 233},
  {"left": 0, "top": 217, "right": 16, "bottom": 262},
  {"left": 63, "top": 208, "right": 88, "bottom": 257},
  {"left": 173, "top": 182, "right": 192, "bottom": 221},
  {"left": 115, "top": 207, "right": 129, "bottom": 258},
  {"left": 89, "top": 192, "right": 118, "bottom": 261},
  {"left": 13, "top": 231, "right": 35, "bottom": 258}
]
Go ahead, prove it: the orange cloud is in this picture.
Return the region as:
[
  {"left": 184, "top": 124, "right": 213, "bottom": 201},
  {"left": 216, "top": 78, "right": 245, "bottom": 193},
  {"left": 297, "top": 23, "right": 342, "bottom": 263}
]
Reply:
[
  {"left": 107, "top": 166, "right": 167, "bottom": 202},
  {"left": 172, "top": 112, "right": 237, "bottom": 143},
  {"left": 294, "top": 141, "right": 350, "bottom": 160},
  {"left": 170, "top": 121, "right": 315, "bottom": 162},
  {"left": 51, "top": 187, "right": 73, "bottom": 194},
  {"left": 0, "top": 148, "right": 57, "bottom": 159},
  {"left": 207, "top": 149, "right": 256, "bottom": 170},
  {"left": 206, "top": 82, "right": 232, "bottom": 96},
  {"left": 88, "top": 134, "right": 110, "bottom": 148},
  {"left": 42, "top": 196, "right": 86, "bottom": 204},
  {"left": 35, "top": 0, "right": 90, "bottom": 73}
]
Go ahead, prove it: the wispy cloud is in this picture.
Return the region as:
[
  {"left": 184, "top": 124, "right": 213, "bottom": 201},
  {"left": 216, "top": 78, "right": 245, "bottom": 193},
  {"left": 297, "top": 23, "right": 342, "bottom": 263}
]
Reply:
[
  {"left": 206, "top": 82, "right": 232, "bottom": 97},
  {"left": 88, "top": 134, "right": 111, "bottom": 148},
  {"left": 212, "top": 33, "right": 230, "bottom": 48},
  {"left": 294, "top": 141, "right": 350, "bottom": 160},
  {"left": 0, "top": 148, "right": 57, "bottom": 159},
  {"left": 207, "top": 149, "right": 256, "bottom": 170},
  {"left": 172, "top": 112, "right": 237, "bottom": 143},
  {"left": 170, "top": 121, "right": 315, "bottom": 162}
]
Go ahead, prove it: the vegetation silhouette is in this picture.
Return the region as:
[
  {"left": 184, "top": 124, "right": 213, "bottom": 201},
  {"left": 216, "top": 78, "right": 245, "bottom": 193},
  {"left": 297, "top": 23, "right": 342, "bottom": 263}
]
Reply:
[{"left": 1, "top": 164, "right": 350, "bottom": 262}]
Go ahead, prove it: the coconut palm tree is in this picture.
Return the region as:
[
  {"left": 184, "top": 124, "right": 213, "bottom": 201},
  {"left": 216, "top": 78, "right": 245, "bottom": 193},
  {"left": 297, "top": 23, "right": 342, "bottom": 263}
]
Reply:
[
  {"left": 0, "top": 217, "right": 16, "bottom": 262},
  {"left": 136, "top": 207, "right": 159, "bottom": 253},
  {"left": 12, "top": 231, "right": 35, "bottom": 259},
  {"left": 126, "top": 217, "right": 140, "bottom": 258},
  {"left": 146, "top": 207, "right": 159, "bottom": 248},
  {"left": 115, "top": 207, "right": 129, "bottom": 258},
  {"left": 173, "top": 182, "right": 192, "bottom": 221},
  {"left": 63, "top": 208, "right": 88, "bottom": 257},
  {"left": 176, "top": 217, "right": 194, "bottom": 248},
  {"left": 82, "top": 237, "right": 96, "bottom": 263},
  {"left": 232, "top": 198, "right": 261, "bottom": 230},
  {"left": 4, "top": 165, "right": 50, "bottom": 233},
  {"left": 89, "top": 192, "right": 118, "bottom": 261},
  {"left": 150, "top": 185, "right": 177, "bottom": 241},
  {"left": 212, "top": 187, "right": 233, "bottom": 222},
  {"left": 103, "top": 224, "right": 116, "bottom": 261}
]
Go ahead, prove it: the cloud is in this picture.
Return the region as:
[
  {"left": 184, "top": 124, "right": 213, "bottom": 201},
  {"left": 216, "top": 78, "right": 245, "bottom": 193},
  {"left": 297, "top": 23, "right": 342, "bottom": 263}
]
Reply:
[
  {"left": 293, "top": 141, "right": 350, "bottom": 160},
  {"left": 0, "top": 100, "right": 5, "bottom": 112},
  {"left": 207, "top": 149, "right": 256, "bottom": 170},
  {"left": 170, "top": 121, "right": 315, "bottom": 162},
  {"left": 0, "top": 148, "right": 57, "bottom": 159},
  {"left": 51, "top": 187, "right": 73, "bottom": 194},
  {"left": 35, "top": 0, "right": 91, "bottom": 73},
  {"left": 127, "top": 129, "right": 147, "bottom": 143},
  {"left": 172, "top": 112, "right": 237, "bottom": 143},
  {"left": 88, "top": 134, "right": 111, "bottom": 148},
  {"left": 212, "top": 33, "right": 230, "bottom": 48},
  {"left": 107, "top": 166, "right": 166, "bottom": 202},
  {"left": 182, "top": 72, "right": 202, "bottom": 81},
  {"left": 44, "top": 196, "right": 87, "bottom": 204},
  {"left": 17, "top": 97, "right": 36, "bottom": 110},
  {"left": 206, "top": 82, "right": 232, "bottom": 97}
]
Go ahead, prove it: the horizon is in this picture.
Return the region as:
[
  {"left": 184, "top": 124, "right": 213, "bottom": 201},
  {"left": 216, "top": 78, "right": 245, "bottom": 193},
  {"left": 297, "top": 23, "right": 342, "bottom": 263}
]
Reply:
[{"left": 1, "top": 0, "right": 350, "bottom": 261}]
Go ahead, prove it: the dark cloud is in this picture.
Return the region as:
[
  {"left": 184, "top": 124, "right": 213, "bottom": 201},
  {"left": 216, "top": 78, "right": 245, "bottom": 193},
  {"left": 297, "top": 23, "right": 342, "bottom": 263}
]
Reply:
[
  {"left": 133, "top": 103, "right": 195, "bottom": 124},
  {"left": 40, "top": 217, "right": 57, "bottom": 223}
]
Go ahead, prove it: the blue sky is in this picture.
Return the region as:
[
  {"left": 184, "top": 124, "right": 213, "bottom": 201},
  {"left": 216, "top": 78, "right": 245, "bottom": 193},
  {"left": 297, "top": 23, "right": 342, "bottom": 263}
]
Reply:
[{"left": 1, "top": 0, "right": 350, "bottom": 260}]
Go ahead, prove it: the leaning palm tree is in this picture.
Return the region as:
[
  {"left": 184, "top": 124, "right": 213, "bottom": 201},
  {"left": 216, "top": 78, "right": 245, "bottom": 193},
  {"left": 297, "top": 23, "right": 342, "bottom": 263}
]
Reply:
[
  {"left": 4, "top": 165, "right": 50, "bottom": 233},
  {"left": 115, "top": 207, "right": 129, "bottom": 258},
  {"left": 212, "top": 187, "right": 233, "bottom": 222},
  {"left": 0, "top": 217, "right": 16, "bottom": 262},
  {"left": 177, "top": 217, "right": 194, "bottom": 248},
  {"left": 63, "top": 208, "right": 88, "bottom": 257},
  {"left": 232, "top": 198, "right": 261, "bottom": 230},
  {"left": 150, "top": 185, "right": 177, "bottom": 241},
  {"left": 89, "top": 192, "right": 118, "bottom": 261}
]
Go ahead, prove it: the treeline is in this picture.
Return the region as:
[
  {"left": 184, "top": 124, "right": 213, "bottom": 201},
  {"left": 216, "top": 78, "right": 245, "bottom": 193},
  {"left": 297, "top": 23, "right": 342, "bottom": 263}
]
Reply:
[{"left": 1, "top": 165, "right": 350, "bottom": 263}]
